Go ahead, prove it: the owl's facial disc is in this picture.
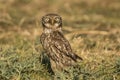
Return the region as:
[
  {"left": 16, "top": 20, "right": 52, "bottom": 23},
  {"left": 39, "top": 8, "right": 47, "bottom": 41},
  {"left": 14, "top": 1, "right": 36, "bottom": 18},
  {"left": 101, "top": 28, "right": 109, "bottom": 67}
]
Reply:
[{"left": 42, "top": 15, "right": 62, "bottom": 29}]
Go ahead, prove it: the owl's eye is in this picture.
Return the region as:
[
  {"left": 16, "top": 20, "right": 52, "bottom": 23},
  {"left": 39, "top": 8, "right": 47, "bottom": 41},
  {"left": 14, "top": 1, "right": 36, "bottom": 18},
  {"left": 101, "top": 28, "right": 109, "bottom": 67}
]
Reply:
[
  {"left": 54, "top": 17, "right": 60, "bottom": 22},
  {"left": 44, "top": 17, "right": 50, "bottom": 23}
]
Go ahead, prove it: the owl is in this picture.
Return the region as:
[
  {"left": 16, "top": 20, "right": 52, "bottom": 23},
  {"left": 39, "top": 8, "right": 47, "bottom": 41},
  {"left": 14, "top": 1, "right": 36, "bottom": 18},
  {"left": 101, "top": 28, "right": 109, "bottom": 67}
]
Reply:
[{"left": 40, "top": 13, "right": 83, "bottom": 74}]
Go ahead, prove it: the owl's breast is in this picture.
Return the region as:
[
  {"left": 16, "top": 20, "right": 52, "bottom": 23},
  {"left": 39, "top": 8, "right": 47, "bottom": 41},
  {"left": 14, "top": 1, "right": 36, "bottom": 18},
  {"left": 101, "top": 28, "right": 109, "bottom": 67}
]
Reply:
[{"left": 41, "top": 34, "right": 52, "bottom": 50}]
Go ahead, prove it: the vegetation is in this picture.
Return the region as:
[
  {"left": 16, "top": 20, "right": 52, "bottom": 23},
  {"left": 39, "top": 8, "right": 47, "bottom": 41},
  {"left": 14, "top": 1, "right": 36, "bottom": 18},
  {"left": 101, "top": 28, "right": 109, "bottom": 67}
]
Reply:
[{"left": 0, "top": 0, "right": 120, "bottom": 80}]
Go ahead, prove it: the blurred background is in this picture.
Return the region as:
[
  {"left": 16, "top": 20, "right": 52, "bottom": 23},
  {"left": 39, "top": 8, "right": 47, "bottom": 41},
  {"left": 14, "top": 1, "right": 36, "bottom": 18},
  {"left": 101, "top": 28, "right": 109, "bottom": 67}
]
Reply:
[{"left": 0, "top": 0, "right": 120, "bottom": 43}]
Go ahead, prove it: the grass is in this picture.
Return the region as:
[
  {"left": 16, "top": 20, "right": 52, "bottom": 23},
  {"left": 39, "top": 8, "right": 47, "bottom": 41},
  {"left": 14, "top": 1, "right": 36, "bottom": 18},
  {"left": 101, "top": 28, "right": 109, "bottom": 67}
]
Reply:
[{"left": 0, "top": 0, "right": 120, "bottom": 80}]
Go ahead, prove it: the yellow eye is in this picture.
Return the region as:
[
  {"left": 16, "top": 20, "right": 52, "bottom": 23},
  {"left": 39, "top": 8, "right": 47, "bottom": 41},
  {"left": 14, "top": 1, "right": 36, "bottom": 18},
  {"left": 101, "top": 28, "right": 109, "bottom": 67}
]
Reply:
[
  {"left": 44, "top": 17, "right": 50, "bottom": 22},
  {"left": 55, "top": 17, "right": 60, "bottom": 22}
]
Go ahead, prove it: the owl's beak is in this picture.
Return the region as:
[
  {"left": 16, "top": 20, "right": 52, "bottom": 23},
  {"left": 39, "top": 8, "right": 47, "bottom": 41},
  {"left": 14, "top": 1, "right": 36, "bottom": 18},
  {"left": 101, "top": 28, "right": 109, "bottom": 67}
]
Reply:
[{"left": 51, "top": 20, "right": 54, "bottom": 25}]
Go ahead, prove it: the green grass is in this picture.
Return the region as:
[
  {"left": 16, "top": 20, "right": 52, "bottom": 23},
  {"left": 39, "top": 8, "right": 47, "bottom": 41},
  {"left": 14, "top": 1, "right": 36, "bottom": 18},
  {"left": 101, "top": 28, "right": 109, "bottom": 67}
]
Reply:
[{"left": 0, "top": 0, "right": 120, "bottom": 80}]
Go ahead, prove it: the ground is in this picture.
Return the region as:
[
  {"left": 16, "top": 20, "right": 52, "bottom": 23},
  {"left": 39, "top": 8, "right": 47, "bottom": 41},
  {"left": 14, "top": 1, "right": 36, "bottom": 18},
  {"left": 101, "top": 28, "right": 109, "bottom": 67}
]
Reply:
[{"left": 0, "top": 0, "right": 120, "bottom": 80}]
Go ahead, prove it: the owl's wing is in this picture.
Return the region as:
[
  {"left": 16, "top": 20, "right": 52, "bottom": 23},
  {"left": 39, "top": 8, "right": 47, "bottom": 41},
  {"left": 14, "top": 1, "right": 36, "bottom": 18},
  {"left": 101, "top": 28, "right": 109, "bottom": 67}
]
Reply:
[{"left": 52, "top": 35, "right": 83, "bottom": 62}]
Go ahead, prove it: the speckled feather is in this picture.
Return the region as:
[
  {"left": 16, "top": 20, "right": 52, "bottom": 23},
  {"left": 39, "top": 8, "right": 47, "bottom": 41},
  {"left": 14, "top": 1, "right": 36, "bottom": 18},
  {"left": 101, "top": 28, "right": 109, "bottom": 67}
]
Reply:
[
  {"left": 40, "top": 31, "right": 82, "bottom": 71},
  {"left": 40, "top": 13, "right": 82, "bottom": 72}
]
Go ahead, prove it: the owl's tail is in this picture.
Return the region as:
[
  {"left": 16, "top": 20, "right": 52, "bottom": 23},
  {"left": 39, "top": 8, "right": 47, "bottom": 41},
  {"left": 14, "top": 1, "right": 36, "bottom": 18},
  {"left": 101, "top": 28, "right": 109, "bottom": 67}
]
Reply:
[
  {"left": 70, "top": 53, "right": 83, "bottom": 62},
  {"left": 75, "top": 54, "right": 83, "bottom": 61}
]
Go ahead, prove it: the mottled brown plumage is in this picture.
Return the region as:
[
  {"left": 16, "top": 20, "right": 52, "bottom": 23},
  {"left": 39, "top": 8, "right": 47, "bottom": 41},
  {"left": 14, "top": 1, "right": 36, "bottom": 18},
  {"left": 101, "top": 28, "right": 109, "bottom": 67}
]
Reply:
[{"left": 40, "top": 13, "right": 82, "bottom": 73}]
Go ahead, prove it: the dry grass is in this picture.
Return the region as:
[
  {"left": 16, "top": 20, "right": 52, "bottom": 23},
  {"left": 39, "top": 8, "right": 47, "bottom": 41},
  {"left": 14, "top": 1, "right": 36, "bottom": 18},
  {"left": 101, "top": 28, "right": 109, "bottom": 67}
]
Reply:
[{"left": 0, "top": 0, "right": 120, "bottom": 80}]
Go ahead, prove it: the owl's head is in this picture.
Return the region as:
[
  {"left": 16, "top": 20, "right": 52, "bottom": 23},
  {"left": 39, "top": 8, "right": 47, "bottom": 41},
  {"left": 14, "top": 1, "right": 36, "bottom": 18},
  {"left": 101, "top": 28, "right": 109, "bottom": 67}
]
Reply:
[{"left": 42, "top": 13, "right": 62, "bottom": 30}]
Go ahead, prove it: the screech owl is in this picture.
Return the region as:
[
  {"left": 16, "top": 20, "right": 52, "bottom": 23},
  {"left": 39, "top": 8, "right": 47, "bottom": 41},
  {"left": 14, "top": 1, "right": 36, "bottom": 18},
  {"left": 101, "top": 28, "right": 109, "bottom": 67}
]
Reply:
[{"left": 40, "top": 13, "right": 83, "bottom": 74}]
